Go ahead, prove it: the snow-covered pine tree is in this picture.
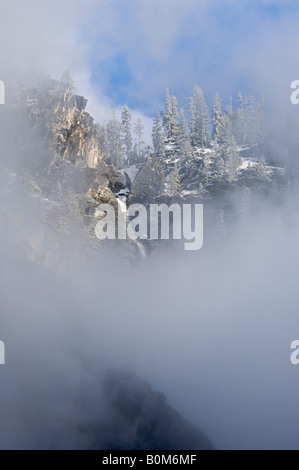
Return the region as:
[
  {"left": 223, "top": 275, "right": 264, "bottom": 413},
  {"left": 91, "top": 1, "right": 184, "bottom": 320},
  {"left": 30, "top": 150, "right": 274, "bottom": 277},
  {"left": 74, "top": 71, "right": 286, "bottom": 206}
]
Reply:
[
  {"left": 244, "top": 95, "right": 258, "bottom": 147},
  {"left": 163, "top": 90, "right": 179, "bottom": 141},
  {"left": 95, "top": 122, "right": 109, "bottom": 163},
  {"left": 225, "top": 98, "right": 233, "bottom": 124},
  {"left": 233, "top": 90, "right": 246, "bottom": 146},
  {"left": 225, "top": 141, "right": 240, "bottom": 182},
  {"left": 121, "top": 105, "right": 133, "bottom": 166},
  {"left": 107, "top": 110, "right": 125, "bottom": 168},
  {"left": 214, "top": 108, "right": 240, "bottom": 181},
  {"left": 177, "top": 109, "right": 192, "bottom": 158},
  {"left": 212, "top": 93, "right": 223, "bottom": 143},
  {"left": 152, "top": 113, "right": 165, "bottom": 158},
  {"left": 101, "top": 123, "right": 109, "bottom": 159},
  {"left": 217, "top": 113, "right": 234, "bottom": 147},
  {"left": 188, "top": 86, "right": 210, "bottom": 148},
  {"left": 202, "top": 152, "right": 212, "bottom": 185},
  {"left": 187, "top": 97, "right": 196, "bottom": 146},
  {"left": 134, "top": 118, "right": 145, "bottom": 163},
  {"left": 132, "top": 143, "right": 139, "bottom": 165},
  {"left": 221, "top": 112, "right": 239, "bottom": 181},
  {"left": 213, "top": 152, "right": 225, "bottom": 177}
]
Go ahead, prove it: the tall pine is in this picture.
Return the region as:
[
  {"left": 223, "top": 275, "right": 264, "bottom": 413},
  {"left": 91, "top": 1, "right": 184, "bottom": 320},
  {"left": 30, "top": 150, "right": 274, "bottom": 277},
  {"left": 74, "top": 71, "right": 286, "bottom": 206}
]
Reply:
[
  {"left": 188, "top": 86, "right": 210, "bottom": 147},
  {"left": 212, "top": 93, "right": 223, "bottom": 143},
  {"left": 177, "top": 108, "right": 192, "bottom": 158},
  {"left": 163, "top": 90, "right": 179, "bottom": 141},
  {"left": 152, "top": 113, "right": 165, "bottom": 158},
  {"left": 121, "top": 105, "right": 133, "bottom": 166}
]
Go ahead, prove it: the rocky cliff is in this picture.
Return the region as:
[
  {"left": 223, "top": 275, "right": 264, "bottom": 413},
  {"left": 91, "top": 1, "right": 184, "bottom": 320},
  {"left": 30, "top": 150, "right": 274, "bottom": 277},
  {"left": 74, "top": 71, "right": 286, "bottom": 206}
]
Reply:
[
  {"left": 0, "top": 76, "right": 289, "bottom": 267},
  {"left": 91, "top": 370, "right": 214, "bottom": 450},
  {"left": 0, "top": 77, "right": 145, "bottom": 268}
]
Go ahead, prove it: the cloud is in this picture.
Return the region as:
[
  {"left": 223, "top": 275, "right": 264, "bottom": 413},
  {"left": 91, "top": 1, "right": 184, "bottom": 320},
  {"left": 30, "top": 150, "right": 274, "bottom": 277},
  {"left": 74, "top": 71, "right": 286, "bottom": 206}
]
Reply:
[
  {"left": 1, "top": 187, "right": 299, "bottom": 449},
  {"left": 1, "top": 0, "right": 299, "bottom": 116},
  {"left": 1, "top": 0, "right": 299, "bottom": 450}
]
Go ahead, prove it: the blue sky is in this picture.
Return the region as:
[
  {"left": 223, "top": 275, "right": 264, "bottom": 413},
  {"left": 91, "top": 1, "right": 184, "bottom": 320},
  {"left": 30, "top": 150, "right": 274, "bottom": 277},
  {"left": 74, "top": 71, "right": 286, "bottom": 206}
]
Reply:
[
  {"left": 79, "top": 0, "right": 299, "bottom": 117},
  {"left": 1, "top": 0, "right": 299, "bottom": 123}
]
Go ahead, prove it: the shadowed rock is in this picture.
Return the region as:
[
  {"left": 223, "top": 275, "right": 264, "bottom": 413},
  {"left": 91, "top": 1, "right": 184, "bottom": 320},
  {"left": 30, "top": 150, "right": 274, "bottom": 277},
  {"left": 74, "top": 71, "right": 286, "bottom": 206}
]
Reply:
[{"left": 91, "top": 370, "right": 214, "bottom": 450}]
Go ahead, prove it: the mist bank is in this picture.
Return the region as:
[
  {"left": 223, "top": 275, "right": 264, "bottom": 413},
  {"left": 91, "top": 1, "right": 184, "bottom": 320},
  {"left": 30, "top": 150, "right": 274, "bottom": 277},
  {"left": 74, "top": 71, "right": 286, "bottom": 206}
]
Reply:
[
  {"left": 0, "top": 76, "right": 299, "bottom": 450},
  {"left": 1, "top": 0, "right": 299, "bottom": 449},
  {"left": 1, "top": 175, "right": 299, "bottom": 449}
]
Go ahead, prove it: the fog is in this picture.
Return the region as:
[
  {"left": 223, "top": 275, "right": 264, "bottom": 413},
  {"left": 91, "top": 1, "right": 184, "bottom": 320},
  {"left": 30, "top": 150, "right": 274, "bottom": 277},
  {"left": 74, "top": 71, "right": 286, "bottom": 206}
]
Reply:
[
  {"left": 1, "top": 167, "right": 299, "bottom": 449},
  {"left": 1, "top": 0, "right": 299, "bottom": 451}
]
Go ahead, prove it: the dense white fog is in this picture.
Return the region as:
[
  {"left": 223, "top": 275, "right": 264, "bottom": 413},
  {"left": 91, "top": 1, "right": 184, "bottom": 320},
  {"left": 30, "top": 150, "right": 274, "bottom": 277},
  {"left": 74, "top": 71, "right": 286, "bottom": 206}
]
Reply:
[
  {"left": 1, "top": 0, "right": 299, "bottom": 450},
  {"left": 1, "top": 181, "right": 299, "bottom": 449}
]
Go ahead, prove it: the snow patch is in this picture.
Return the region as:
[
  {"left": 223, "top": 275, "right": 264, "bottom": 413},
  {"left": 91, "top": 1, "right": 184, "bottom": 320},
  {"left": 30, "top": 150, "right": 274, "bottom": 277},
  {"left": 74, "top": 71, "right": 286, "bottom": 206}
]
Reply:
[
  {"left": 239, "top": 159, "right": 258, "bottom": 170},
  {"left": 182, "top": 190, "right": 202, "bottom": 196}
]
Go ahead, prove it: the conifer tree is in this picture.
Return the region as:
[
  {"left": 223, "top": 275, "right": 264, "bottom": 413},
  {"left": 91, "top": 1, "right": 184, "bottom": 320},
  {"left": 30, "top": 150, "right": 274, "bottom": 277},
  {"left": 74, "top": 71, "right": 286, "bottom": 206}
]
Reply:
[
  {"left": 122, "top": 105, "right": 133, "bottom": 166},
  {"left": 152, "top": 113, "right": 165, "bottom": 158},
  {"left": 244, "top": 95, "right": 258, "bottom": 147},
  {"left": 107, "top": 110, "right": 124, "bottom": 168},
  {"left": 233, "top": 90, "right": 246, "bottom": 146},
  {"left": 177, "top": 109, "right": 192, "bottom": 158},
  {"left": 134, "top": 118, "right": 145, "bottom": 163},
  {"left": 212, "top": 93, "right": 223, "bottom": 143},
  {"left": 188, "top": 86, "right": 210, "bottom": 147},
  {"left": 163, "top": 90, "right": 179, "bottom": 140}
]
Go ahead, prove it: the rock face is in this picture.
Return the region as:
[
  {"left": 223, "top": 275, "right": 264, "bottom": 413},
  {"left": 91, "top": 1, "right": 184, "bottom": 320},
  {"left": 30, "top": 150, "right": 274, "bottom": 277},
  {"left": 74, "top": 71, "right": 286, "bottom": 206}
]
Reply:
[
  {"left": 0, "top": 77, "right": 135, "bottom": 267},
  {"left": 129, "top": 156, "right": 165, "bottom": 204},
  {"left": 20, "top": 79, "right": 124, "bottom": 195},
  {"left": 22, "top": 79, "right": 100, "bottom": 168},
  {"left": 92, "top": 370, "right": 214, "bottom": 450}
]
